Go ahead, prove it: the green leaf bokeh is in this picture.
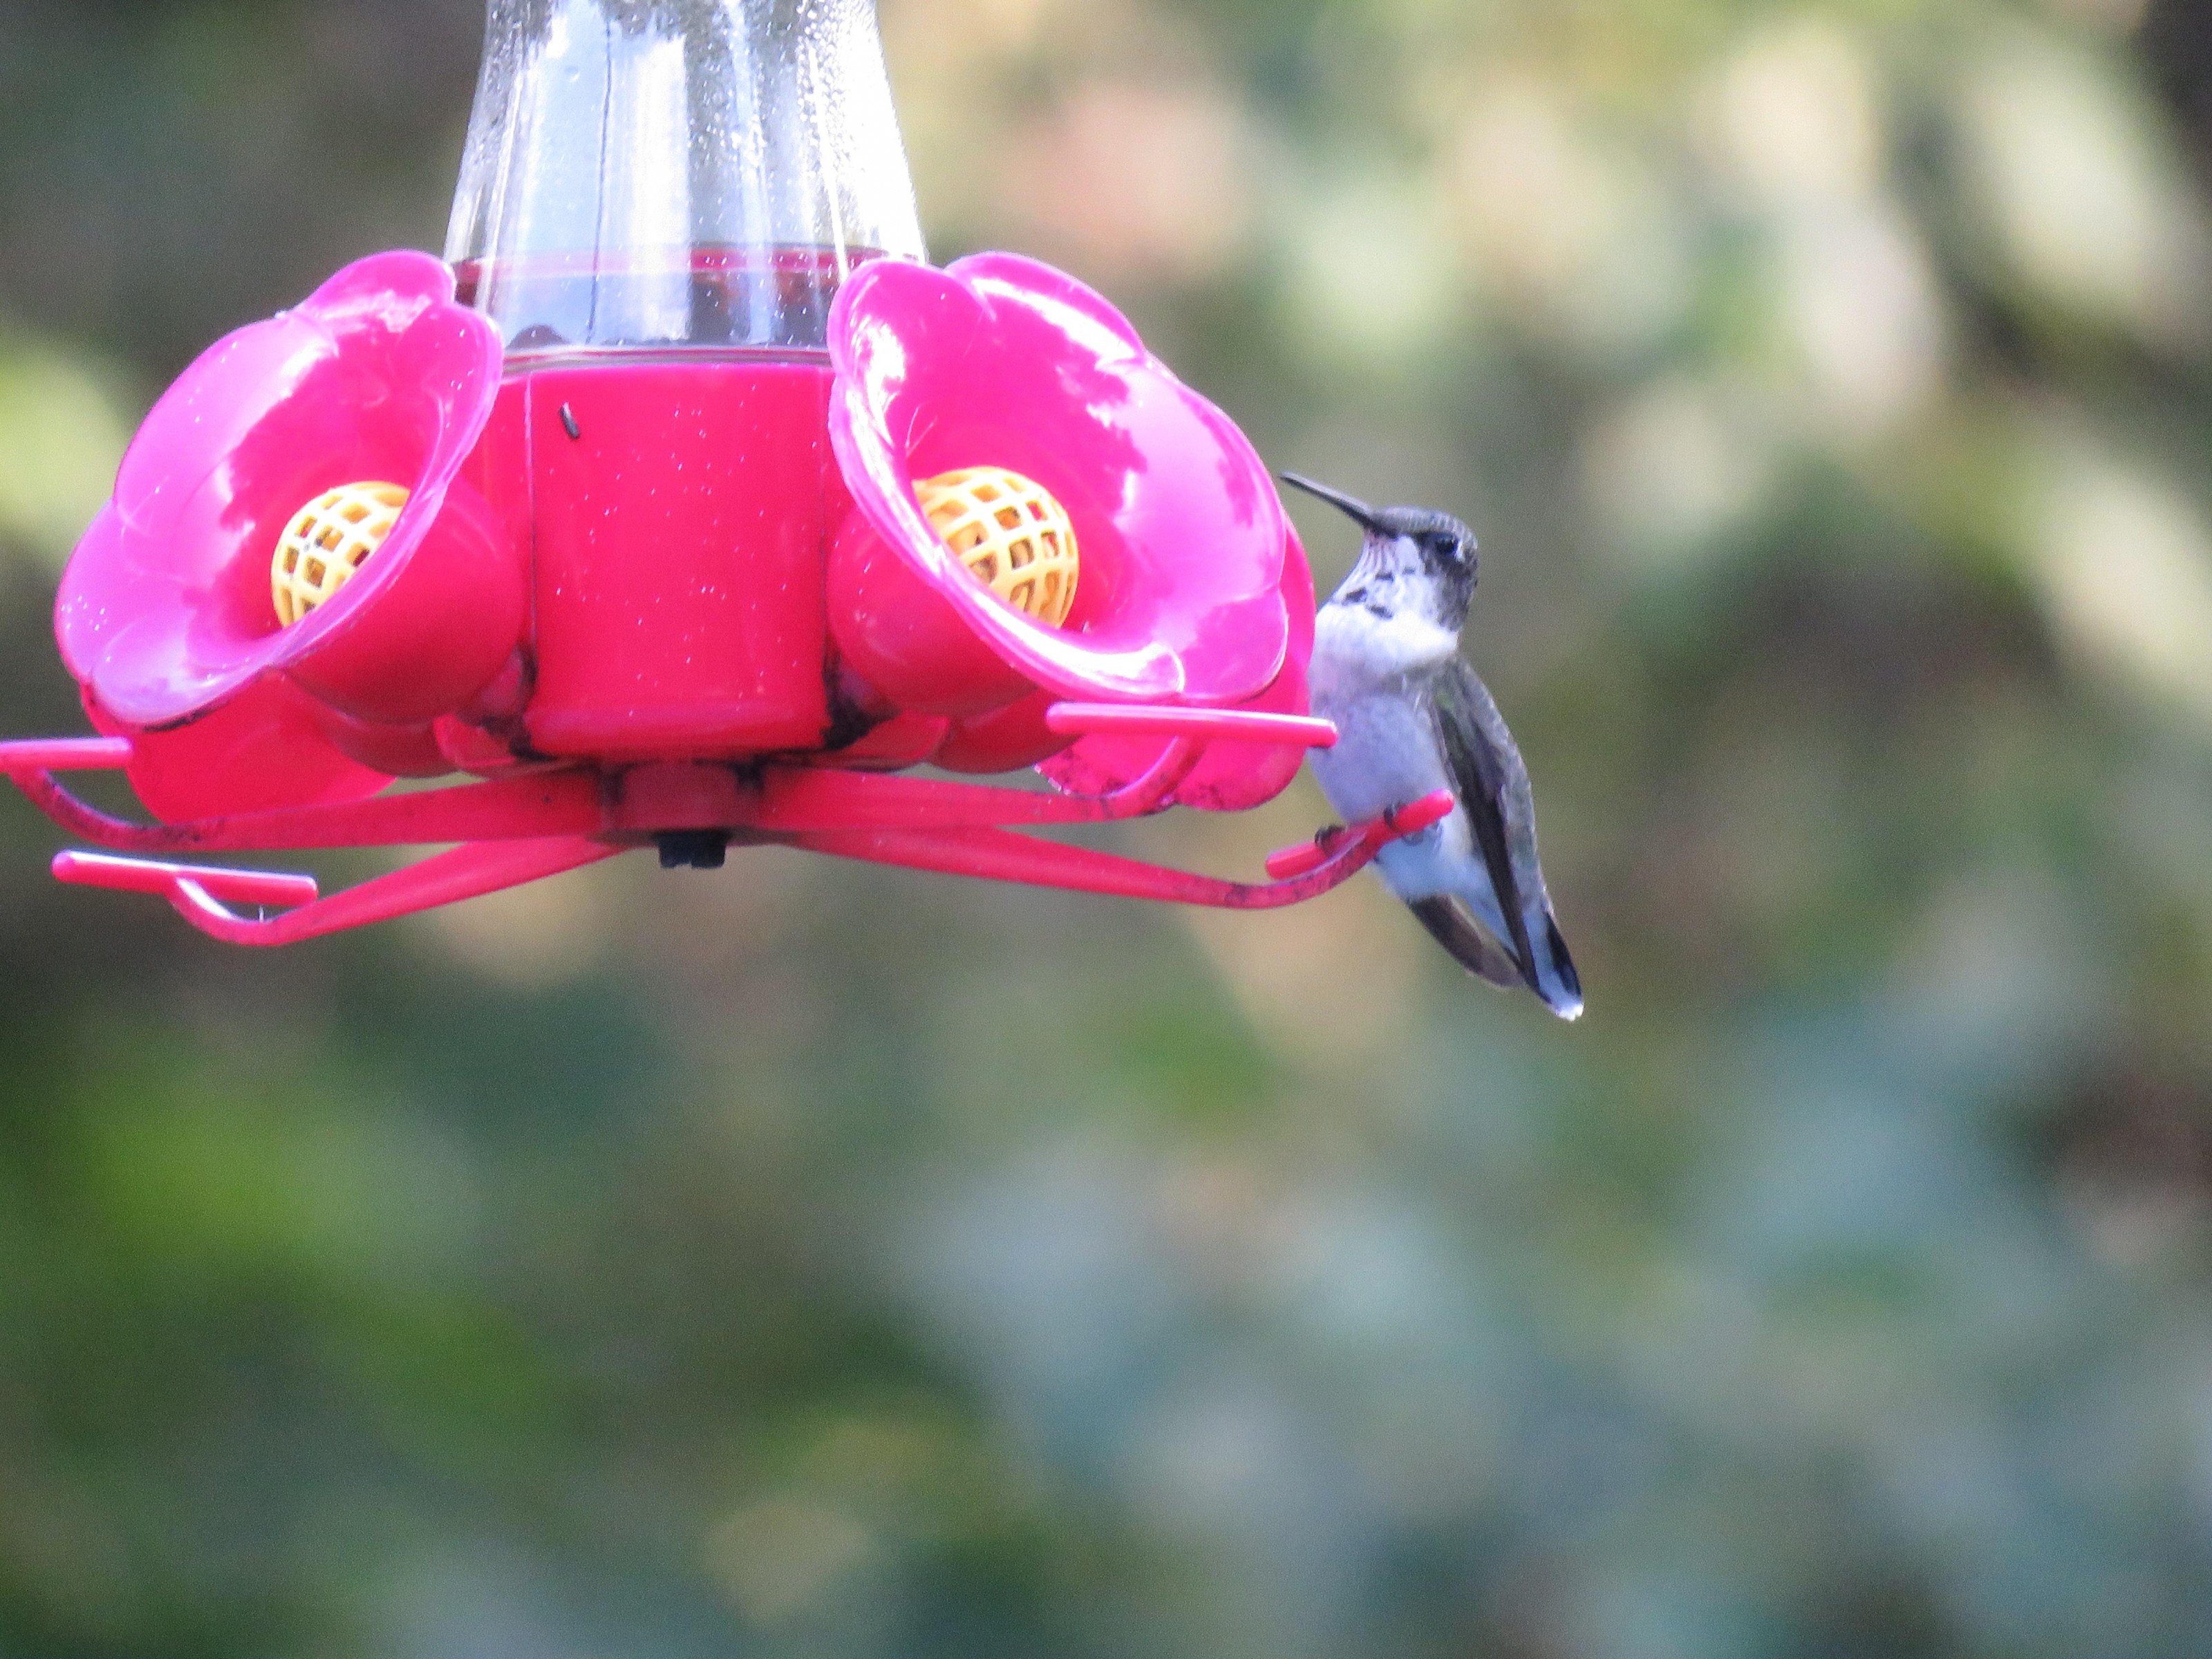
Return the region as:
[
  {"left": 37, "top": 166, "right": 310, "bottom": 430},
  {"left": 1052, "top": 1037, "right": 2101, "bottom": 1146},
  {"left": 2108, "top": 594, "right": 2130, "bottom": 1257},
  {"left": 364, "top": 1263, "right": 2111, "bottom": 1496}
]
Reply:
[{"left": 6, "top": 1, "right": 2212, "bottom": 1654}]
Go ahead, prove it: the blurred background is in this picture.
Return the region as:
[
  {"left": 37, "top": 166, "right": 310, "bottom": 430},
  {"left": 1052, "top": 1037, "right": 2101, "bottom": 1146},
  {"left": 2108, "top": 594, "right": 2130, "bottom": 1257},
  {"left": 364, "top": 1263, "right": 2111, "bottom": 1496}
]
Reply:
[{"left": 6, "top": 0, "right": 2212, "bottom": 1654}]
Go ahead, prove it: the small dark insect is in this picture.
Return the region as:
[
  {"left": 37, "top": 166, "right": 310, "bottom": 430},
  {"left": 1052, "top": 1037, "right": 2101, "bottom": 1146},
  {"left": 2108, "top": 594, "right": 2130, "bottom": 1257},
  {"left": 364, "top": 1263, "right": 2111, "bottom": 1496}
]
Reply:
[{"left": 560, "top": 403, "right": 581, "bottom": 441}]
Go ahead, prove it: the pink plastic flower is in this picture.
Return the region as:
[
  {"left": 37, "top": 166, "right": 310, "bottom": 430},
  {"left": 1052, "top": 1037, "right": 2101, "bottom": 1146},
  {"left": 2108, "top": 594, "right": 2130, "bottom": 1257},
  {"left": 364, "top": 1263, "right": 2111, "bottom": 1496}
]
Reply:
[
  {"left": 1038, "top": 532, "right": 1317, "bottom": 812},
  {"left": 825, "top": 253, "right": 1315, "bottom": 804},
  {"left": 55, "top": 252, "right": 517, "bottom": 815}
]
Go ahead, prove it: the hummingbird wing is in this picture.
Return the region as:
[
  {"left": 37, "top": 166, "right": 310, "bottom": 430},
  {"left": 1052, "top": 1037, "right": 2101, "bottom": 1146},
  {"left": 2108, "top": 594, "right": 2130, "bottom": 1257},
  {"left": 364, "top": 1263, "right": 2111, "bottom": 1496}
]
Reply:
[
  {"left": 1425, "top": 660, "right": 1585, "bottom": 1019},
  {"left": 1408, "top": 897, "right": 1528, "bottom": 990}
]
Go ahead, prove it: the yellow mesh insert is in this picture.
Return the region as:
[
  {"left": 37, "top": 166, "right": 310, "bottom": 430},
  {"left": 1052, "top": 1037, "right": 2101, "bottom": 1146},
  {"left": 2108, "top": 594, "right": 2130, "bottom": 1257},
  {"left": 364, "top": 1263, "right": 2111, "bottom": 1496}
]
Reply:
[
  {"left": 271, "top": 481, "right": 409, "bottom": 626},
  {"left": 916, "top": 467, "right": 1080, "bottom": 628}
]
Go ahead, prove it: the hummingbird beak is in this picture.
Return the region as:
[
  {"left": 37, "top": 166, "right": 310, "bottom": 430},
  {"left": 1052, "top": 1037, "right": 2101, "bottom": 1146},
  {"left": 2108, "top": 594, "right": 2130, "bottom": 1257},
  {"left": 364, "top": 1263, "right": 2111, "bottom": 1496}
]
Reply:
[{"left": 1280, "top": 472, "right": 1382, "bottom": 534}]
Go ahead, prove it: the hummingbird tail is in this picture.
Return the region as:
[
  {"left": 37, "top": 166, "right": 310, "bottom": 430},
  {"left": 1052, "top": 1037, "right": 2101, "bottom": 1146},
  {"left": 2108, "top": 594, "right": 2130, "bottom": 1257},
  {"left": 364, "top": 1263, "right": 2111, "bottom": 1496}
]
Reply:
[{"left": 1528, "top": 913, "right": 1584, "bottom": 1022}]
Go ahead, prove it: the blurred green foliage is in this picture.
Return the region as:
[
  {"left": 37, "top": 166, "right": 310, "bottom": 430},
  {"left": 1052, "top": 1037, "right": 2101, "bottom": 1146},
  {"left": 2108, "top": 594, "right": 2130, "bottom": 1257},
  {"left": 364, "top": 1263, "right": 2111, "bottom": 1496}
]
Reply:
[{"left": 7, "top": 0, "right": 2212, "bottom": 1655}]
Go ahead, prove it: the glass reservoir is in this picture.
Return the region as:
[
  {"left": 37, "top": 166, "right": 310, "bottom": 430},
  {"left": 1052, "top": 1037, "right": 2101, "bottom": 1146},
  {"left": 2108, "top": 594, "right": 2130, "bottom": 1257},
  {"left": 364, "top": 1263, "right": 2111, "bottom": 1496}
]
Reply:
[
  {"left": 448, "top": 0, "right": 925, "bottom": 355},
  {"left": 447, "top": 0, "right": 926, "bottom": 760}
]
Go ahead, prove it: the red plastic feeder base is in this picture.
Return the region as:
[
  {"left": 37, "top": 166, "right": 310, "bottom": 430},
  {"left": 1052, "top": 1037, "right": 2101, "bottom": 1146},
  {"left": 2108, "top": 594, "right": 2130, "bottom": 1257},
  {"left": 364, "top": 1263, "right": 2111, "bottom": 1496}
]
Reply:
[{"left": 0, "top": 708, "right": 1452, "bottom": 948}]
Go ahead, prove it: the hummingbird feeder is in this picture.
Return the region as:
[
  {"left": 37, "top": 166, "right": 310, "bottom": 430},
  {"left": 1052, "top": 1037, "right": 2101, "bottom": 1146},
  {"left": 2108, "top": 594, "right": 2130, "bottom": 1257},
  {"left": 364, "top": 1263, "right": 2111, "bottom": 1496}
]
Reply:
[{"left": 0, "top": 0, "right": 1450, "bottom": 946}]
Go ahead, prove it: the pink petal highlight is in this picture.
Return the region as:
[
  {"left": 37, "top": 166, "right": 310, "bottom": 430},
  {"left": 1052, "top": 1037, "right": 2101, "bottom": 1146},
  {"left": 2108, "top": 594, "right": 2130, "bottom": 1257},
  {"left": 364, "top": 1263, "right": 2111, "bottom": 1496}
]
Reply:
[
  {"left": 58, "top": 251, "right": 505, "bottom": 731},
  {"left": 827, "top": 253, "right": 1293, "bottom": 709}
]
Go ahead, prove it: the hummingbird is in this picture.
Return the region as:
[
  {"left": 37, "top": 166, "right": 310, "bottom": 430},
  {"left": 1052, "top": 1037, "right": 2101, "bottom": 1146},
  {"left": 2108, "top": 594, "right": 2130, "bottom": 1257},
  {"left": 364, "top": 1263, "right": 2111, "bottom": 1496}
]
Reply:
[{"left": 1283, "top": 473, "right": 1584, "bottom": 1020}]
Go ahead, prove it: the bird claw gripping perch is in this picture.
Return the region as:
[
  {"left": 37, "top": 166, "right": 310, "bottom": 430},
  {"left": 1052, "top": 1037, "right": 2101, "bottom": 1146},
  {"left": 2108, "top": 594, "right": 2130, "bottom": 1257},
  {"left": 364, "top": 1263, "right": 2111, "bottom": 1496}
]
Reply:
[{"left": 1263, "top": 792, "right": 1456, "bottom": 883}]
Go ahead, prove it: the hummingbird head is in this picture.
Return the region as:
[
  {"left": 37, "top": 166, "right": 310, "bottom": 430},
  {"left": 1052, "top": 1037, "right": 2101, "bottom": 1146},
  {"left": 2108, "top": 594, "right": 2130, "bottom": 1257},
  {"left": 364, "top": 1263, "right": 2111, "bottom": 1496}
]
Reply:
[{"left": 1280, "top": 474, "right": 1479, "bottom": 631}]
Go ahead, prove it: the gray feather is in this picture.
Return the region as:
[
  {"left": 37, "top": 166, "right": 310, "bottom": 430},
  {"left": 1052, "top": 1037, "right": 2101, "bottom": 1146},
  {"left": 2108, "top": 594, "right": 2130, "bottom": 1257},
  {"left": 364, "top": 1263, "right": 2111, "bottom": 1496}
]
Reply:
[
  {"left": 1423, "top": 662, "right": 1583, "bottom": 1016},
  {"left": 1410, "top": 897, "right": 1526, "bottom": 989},
  {"left": 1423, "top": 664, "right": 1539, "bottom": 980}
]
